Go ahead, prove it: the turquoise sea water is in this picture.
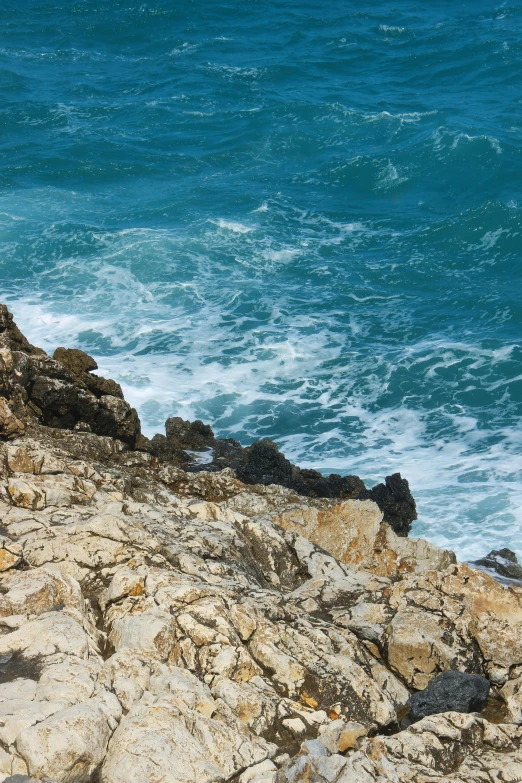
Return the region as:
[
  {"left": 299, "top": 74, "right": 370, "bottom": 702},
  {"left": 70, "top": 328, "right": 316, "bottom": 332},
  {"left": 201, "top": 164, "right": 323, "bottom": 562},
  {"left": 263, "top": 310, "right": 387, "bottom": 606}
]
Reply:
[{"left": 1, "top": 1, "right": 522, "bottom": 561}]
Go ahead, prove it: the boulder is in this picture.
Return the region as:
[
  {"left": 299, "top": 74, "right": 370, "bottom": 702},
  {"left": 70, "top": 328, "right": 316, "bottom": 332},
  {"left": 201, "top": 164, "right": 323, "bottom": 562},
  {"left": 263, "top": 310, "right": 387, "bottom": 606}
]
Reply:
[
  {"left": 407, "top": 670, "right": 490, "bottom": 722},
  {"left": 277, "top": 712, "right": 522, "bottom": 782},
  {"left": 474, "top": 547, "right": 522, "bottom": 580},
  {"left": 0, "top": 306, "right": 141, "bottom": 447},
  {"left": 16, "top": 704, "right": 111, "bottom": 781},
  {"left": 53, "top": 348, "right": 98, "bottom": 377},
  {"left": 0, "top": 398, "right": 25, "bottom": 440}
]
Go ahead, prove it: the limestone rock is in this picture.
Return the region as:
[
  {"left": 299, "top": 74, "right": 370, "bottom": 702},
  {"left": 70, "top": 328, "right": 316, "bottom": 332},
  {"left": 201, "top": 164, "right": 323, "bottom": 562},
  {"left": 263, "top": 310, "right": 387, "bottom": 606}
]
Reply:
[
  {"left": 0, "top": 398, "right": 25, "bottom": 440},
  {"left": 16, "top": 704, "right": 111, "bottom": 781},
  {"left": 501, "top": 677, "right": 522, "bottom": 724},
  {"left": 101, "top": 698, "right": 274, "bottom": 783},
  {"left": 385, "top": 564, "right": 522, "bottom": 688},
  {"left": 277, "top": 713, "right": 522, "bottom": 782}
]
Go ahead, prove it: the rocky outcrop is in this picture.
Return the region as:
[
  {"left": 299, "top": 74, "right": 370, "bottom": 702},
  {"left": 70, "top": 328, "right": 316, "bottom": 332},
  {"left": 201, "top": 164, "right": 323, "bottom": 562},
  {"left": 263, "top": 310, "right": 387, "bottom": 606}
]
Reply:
[
  {"left": 0, "top": 306, "right": 140, "bottom": 447},
  {"left": 149, "top": 424, "right": 418, "bottom": 535},
  {"left": 0, "top": 307, "right": 519, "bottom": 782},
  {"left": 275, "top": 713, "right": 522, "bottom": 782}
]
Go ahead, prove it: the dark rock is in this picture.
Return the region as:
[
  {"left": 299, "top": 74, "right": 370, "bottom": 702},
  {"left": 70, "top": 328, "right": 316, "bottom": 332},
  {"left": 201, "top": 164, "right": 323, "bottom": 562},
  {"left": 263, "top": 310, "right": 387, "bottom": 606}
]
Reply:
[
  {"left": 364, "top": 473, "right": 417, "bottom": 537},
  {"left": 210, "top": 437, "right": 243, "bottom": 466},
  {"left": 0, "top": 305, "right": 141, "bottom": 447},
  {"left": 165, "top": 416, "right": 214, "bottom": 449},
  {"left": 30, "top": 376, "right": 98, "bottom": 430},
  {"left": 407, "top": 670, "right": 490, "bottom": 722},
  {"left": 53, "top": 346, "right": 98, "bottom": 376},
  {"left": 54, "top": 346, "right": 123, "bottom": 399},
  {"left": 83, "top": 373, "right": 124, "bottom": 399},
  {"left": 474, "top": 548, "right": 522, "bottom": 580},
  {"left": 236, "top": 439, "right": 294, "bottom": 487}
]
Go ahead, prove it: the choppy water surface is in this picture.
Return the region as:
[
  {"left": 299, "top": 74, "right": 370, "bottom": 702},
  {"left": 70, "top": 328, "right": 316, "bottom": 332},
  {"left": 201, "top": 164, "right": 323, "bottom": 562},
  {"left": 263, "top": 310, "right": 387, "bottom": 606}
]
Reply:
[{"left": 1, "top": 1, "right": 522, "bottom": 560}]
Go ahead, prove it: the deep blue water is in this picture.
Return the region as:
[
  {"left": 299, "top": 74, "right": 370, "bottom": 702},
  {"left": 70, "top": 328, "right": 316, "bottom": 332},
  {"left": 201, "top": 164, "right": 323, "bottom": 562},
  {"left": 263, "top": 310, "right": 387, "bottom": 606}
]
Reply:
[{"left": 1, "top": 1, "right": 522, "bottom": 560}]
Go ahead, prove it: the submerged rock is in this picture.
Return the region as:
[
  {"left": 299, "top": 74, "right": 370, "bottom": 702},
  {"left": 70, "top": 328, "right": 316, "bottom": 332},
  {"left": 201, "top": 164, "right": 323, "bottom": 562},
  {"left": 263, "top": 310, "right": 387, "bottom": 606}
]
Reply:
[
  {"left": 407, "top": 670, "right": 490, "bottom": 722},
  {"left": 474, "top": 547, "right": 522, "bottom": 580}
]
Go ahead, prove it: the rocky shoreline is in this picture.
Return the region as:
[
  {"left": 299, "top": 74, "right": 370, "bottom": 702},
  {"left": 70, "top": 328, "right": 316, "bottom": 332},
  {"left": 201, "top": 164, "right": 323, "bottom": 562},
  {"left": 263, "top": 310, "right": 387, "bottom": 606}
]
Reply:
[{"left": 0, "top": 304, "right": 521, "bottom": 782}]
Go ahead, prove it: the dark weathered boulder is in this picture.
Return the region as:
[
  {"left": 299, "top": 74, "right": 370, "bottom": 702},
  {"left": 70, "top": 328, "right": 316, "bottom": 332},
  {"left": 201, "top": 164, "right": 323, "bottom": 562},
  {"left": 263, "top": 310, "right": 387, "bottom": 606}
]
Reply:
[
  {"left": 364, "top": 473, "right": 417, "bottom": 537},
  {"left": 83, "top": 373, "right": 123, "bottom": 399},
  {"left": 165, "top": 416, "right": 214, "bottom": 449},
  {"left": 235, "top": 439, "right": 367, "bottom": 501},
  {"left": 236, "top": 439, "right": 294, "bottom": 487},
  {"left": 53, "top": 346, "right": 98, "bottom": 376},
  {"left": 0, "top": 304, "right": 141, "bottom": 448},
  {"left": 407, "top": 670, "right": 490, "bottom": 722},
  {"left": 474, "top": 548, "right": 522, "bottom": 581}
]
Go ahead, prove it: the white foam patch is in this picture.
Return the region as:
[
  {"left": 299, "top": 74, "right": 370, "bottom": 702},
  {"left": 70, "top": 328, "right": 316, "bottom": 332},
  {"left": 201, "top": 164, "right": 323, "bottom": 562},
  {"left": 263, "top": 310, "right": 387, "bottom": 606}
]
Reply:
[
  {"left": 211, "top": 219, "right": 254, "bottom": 234},
  {"left": 432, "top": 128, "right": 503, "bottom": 155}
]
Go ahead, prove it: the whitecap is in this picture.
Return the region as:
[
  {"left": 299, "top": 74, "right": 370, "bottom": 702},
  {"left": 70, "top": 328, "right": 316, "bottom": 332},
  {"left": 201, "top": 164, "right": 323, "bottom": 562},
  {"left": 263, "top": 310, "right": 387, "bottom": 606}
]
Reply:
[{"left": 211, "top": 219, "right": 254, "bottom": 234}]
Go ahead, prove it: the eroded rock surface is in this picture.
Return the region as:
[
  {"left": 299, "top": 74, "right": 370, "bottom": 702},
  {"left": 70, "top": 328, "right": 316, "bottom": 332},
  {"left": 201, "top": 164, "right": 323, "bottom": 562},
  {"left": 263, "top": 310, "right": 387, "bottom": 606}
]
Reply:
[{"left": 0, "top": 308, "right": 519, "bottom": 783}]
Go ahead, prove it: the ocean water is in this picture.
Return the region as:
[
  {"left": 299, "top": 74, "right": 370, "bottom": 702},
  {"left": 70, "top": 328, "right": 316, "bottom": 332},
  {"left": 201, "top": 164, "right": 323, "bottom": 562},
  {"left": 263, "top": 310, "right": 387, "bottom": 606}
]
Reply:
[{"left": 1, "top": 1, "right": 522, "bottom": 562}]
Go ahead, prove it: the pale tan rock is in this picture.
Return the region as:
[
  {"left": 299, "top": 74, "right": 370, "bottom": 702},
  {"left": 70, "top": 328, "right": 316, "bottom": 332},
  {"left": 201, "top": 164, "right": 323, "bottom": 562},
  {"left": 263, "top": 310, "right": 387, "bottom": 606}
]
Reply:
[
  {"left": 318, "top": 719, "right": 368, "bottom": 752},
  {"left": 279, "top": 713, "right": 522, "bottom": 782},
  {"left": 212, "top": 678, "right": 277, "bottom": 734},
  {"left": 272, "top": 500, "right": 454, "bottom": 579},
  {"left": 35, "top": 657, "right": 99, "bottom": 707},
  {"left": 0, "top": 613, "right": 89, "bottom": 661},
  {"left": 103, "top": 566, "right": 145, "bottom": 607},
  {"left": 16, "top": 703, "right": 111, "bottom": 781},
  {"left": 0, "top": 679, "right": 37, "bottom": 702},
  {"left": 0, "top": 567, "right": 83, "bottom": 617},
  {"left": 0, "top": 398, "right": 24, "bottom": 439},
  {"left": 386, "top": 607, "right": 468, "bottom": 689},
  {"left": 109, "top": 611, "right": 176, "bottom": 660},
  {"left": 239, "top": 759, "right": 277, "bottom": 783},
  {"left": 0, "top": 745, "right": 28, "bottom": 781},
  {"left": 0, "top": 370, "right": 520, "bottom": 781},
  {"left": 501, "top": 677, "right": 522, "bottom": 724},
  {"left": 0, "top": 697, "right": 63, "bottom": 745},
  {"left": 101, "top": 698, "right": 274, "bottom": 783},
  {"left": 230, "top": 602, "right": 257, "bottom": 641},
  {"left": 100, "top": 650, "right": 152, "bottom": 712},
  {"left": 273, "top": 499, "right": 382, "bottom": 569},
  {"left": 7, "top": 477, "right": 45, "bottom": 510},
  {"left": 386, "top": 564, "right": 522, "bottom": 687},
  {"left": 0, "top": 539, "right": 22, "bottom": 572},
  {"left": 7, "top": 445, "right": 37, "bottom": 474}
]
